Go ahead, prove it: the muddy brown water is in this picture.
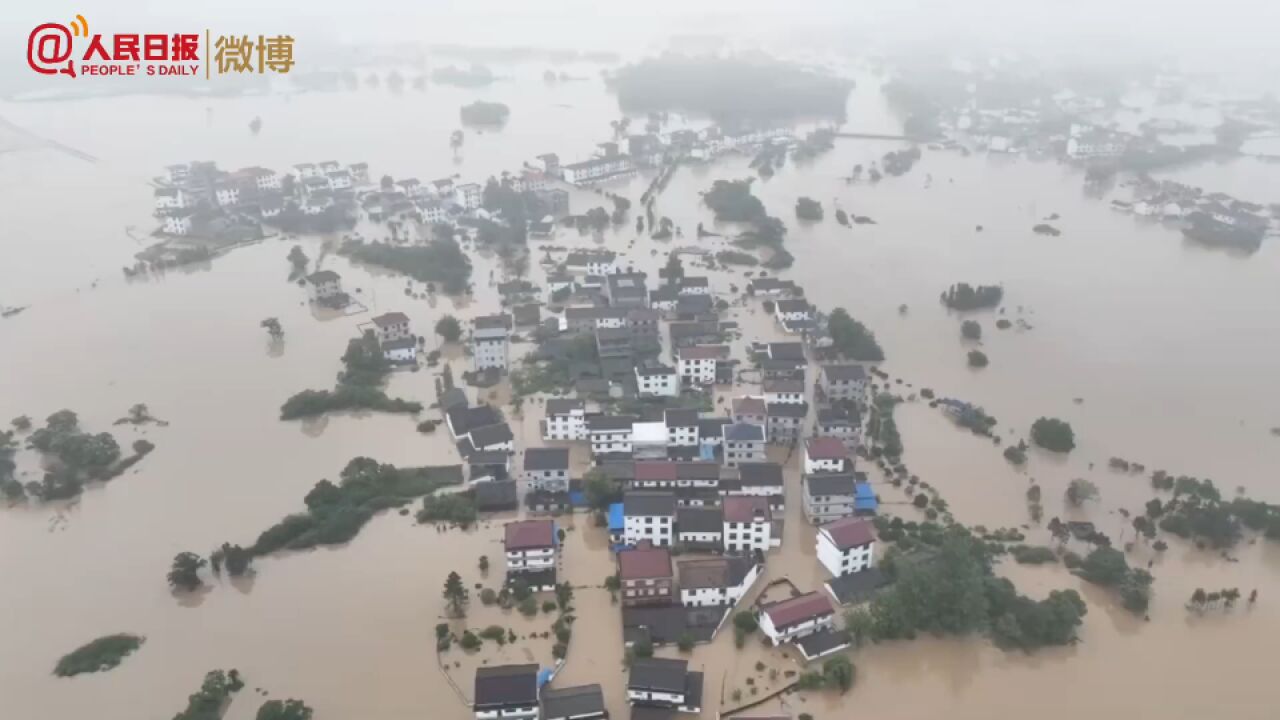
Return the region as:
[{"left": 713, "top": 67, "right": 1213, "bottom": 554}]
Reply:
[{"left": 3, "top": 64, "right": 1280, "bottom": 720}]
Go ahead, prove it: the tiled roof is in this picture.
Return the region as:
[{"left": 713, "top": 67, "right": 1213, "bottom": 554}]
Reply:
[
  {"left": 761, "top": 591, "right": 834, "bottom": 630},
  {"left": 504, "top": 519, "right": 555, "bottom": 551},
  {"left": 821, "top": 517, "right": 876, "bottom": 550}
]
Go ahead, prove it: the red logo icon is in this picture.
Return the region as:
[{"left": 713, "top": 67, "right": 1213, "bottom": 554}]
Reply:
[{"left": 27, "top": 21, "right": 78, "bottom": 78}]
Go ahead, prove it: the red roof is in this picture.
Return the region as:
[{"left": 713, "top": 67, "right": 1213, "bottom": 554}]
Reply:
[
  {"left": 618, "top": 545, "right": 673, "bottom": 580},
  {"left": 762, "top": 592, "right": 834, "bottom": 630},
  {"left": 723, "top": 495, "right": 770, "bottom": 524},
  {"left": 504, "top": 520, "right": 555, "bottom": 551},
  {"left": 821, "top": 517, "right": 875, "bottom": 550},
  {"left": 634, "top": 461, "right": 679, "bottom": 482},
  {"left": 805, "top": 437, "right": 848, "bottom": 460}
]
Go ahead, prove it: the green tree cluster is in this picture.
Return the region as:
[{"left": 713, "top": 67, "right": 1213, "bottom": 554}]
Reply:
[
  {"left": 828, "top": 308, "right": 885, "bottom": 362},
  {"left": 1030, "top": 417, "right": 1075, "bottom": 452}
]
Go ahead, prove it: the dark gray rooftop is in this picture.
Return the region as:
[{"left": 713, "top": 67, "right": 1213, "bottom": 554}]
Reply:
[
  {"left": 524, "top": 447, "right": 570, "bottom": 471},
  {"left": 625, "top": 491, "right": 677, "bottom": 517}
]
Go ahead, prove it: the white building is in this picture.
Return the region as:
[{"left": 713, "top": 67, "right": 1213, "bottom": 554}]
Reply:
[
  {"left": 722, "top": 496, "right": 777, "bottom": 553},
  {"left": 304, "top": 270, "right": 343, "bottom": 302},
  {"left": 804, "top": 437, "right": 850, "bottom": 475},
  {"left": 422, "top": 200, "right": 448, "bottom": 224},
  {"left": 816, "top": 517, "right": 876, "bottom": 577},
  {"left": 242, "top": 167, "right": 280, "bottom": 190},
  {"left": 758, "top": 592, "right": 836, "bottom": 646},
  {"left": 675, "top": 506, "right": 723, "bottom": 548},
  {"left": 820, "top": 364, "right": 868, "bottom": 403},
  {"left": 626, "top": 658, "right": 701, "bottom": 713},
  {"left": 370, "top": 312, "right": 411, "bottom": 343},
  {"left": 294, "top": 163, "right": 320, "bottom": 179},
  {"left": 722, "top": 423, "right": 766, "bottom": 468},
  {"left": 163, "top": 213, "right": 193, "bottom": 236},
  {"left": 565, "top": 251, "right": 617, "bottom": 276},
  {"left": 456, "top": 182, "right": 483, "bottom": 210},
  {"left": 676, "top": 345, "right": 728, "bottom": 386},
  {"left": 380, "top": 337, "right": 418, "bottom": 363},
  {"left": 471, "top": 315, "right": 510, "bottom": 372},
  {"left": 636, "top": 365, "right": 679, "bottom": 397},
  {"left": 327, "top": 170, "right": 353, "bottom": 190},
  {"left": 504, "top": 519, "right": 557, "bottom": 573},
  {"left": 523, "top": 447, "right": 571, "bottom": 492},
  {"left": 763, "top": 378, "right": 805, "bottom": 405},
  {"left": 623, "top": 491, "right": 676, "bottom": 547},
  {"left": 774, "top": 299, "right": 811, "bottom": 325},
  {"left": 154, "top": 187, "right": 187, "bottom": 211},
  {"left": 543, "top": 399, "right": 587, "bottom": 441},
  {"left": 664, "top": 409, "right": 700, "bottom": 448},
  {"left": 588, "top": 416, "right": 635, "bottom": 456},
  {"left": 678, "top": 556, "right": 761, "bottom": 608},
  {"left": 474, "top": 665, "right": 539, "bottom": 720},
  {"left": 562, "top": 155, "right": 634, "bottom": 185},
  {"left": 214, "top": 183, "right": 240, "bottom": 206}
]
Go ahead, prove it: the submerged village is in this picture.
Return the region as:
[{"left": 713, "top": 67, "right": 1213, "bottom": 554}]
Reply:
[{"left": 5, "top": 46, "right": 1280, "bottom": 720}]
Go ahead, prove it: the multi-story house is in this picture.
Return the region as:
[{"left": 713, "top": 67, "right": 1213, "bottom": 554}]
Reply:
[
  {"left": 461, "top": 422, "right": 515, "bottom": 458},
  {"left": 474, "top": 665, "right": 539, "bottom": 720},
  {"left": 747, "top": 277, "right": 800, "bottom": 297},
  {"left": 562, "top": 155, "right": 635, "bottom": 185},
  {"left": 305, "top": 270, "right": 343, "bottom": 302},
  {"left": 607, "top": 272, "right": 649, "bottom": 308},
  {"left": 617, "top": 542, "right": 674, "bottom": 606},
  {"left": 348, "top": 162, "right": 369, "bottom": 184},
  {"left": 503, "top": 519, "right": 556, "bottom": 573},
  {"left": 816, "top": 517, "right": 876, "bottom": 577},
  {"left": 623, "top": 491, "right": 676, "bottom": 547},
  {"left": 675, "top": 507, "right": 723, "bottom": 549},
  {"left": 669, "top": 321, "right": 721, "bottom": 351},
  {"left": 326, "top": 169, "right": 353, "bottom": 190},
  {"left": 588, "top": 415, "right": 636, "bottom": 459},
  {"left": 541, "top": 685, "right": 606, "bottom": 720},
  {"left": 627, "top": 658, "right": 702, "bottom": 713},
  {"left": 664, "top": 409, "right": 700, "bottom": 448},
  {"left": 758, "top": 592, "right": 836, "bottom": 646},
  {"left": 543, "top": 399, "right": 587, "bottom": 441},
  {"left": 472, "top": 315, "right": 511, "bottom": 372},
  {"left": 455, "top": 182, "right": 483, "bottom": 210},
  {"left": 678, "top": 555, "right": 761, "bottom": 608},
  {"left": 763, "top": 378, "right": 805, "bottom": 405},
  {"left": 819, "top": 364, "right": 868, "bottom": 403},
  {"left": 153, "top": 186, "right": 188, "bottom": 211},
  {"left": 163, "top": 212, "right": 193, "bottom": 236},
  {"left": 774, "top": 299, "right": 812, "bottom": 327},
  {"left": 371, "top": 312, "right": 411, "bottom": 343},
  {"left": 214, "top": 182, "right": 240, "bottom": 207},
  {"left": 676, "top": 345, "right": 729, "bottom": 386},
  {"left": 732, "top": 396, "right": 767, "bottom": 427},
  {"left": 815, "top": 406, "right": 860, "bottom": 447},
  {"left": 803, "top": 472, "right": 856, "bottom": 523},
  {"left": 724, "top": 463, "right": 784, "bottom": 512},
  {"left": 722, "top": 423, "right": 766, "bottom": 468},
  {"left": 678, "top": 276, "right": 710, "bottom": 296},
  {"left": 766, "top": 402, "right": 808, "bottom": 443},
  {"left": 722, "top": 496, "right": 776, "bottom": 553},
  {"left": 636, "top": 364, "right": 679, "bottom": 397},
  {"left": 523, "top": 448, "right": 571, "bottom": 492},
  {"left": 565, "top": 250, "right": 617, "bottom": 276},
  {"left": 631, "top": 421, "right": 669, "bottom": 461},
  {"left": 803, "top": 437, "right": 850, "bottom": 475}
]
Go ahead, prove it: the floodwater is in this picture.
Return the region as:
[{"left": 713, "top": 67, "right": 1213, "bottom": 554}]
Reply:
[{"left": 3, "top": 57, "right": 1280, "bottom": 720}]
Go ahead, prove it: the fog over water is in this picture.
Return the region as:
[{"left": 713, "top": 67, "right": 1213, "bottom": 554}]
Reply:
[{"left": 3, "top": 3, "right": 1280, "bottom": 719}]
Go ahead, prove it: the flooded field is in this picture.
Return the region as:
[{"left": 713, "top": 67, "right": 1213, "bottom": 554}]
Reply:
[{"left": 3, "top": 58, "right": 1280, "bottom": 720}]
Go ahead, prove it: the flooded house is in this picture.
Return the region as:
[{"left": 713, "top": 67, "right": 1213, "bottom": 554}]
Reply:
[
  {"left": 722, "top": 496, "right": 777, "bottom": 553},
  {"left": 607, "top": 271, "right": 649, "bottom": 309},
  {"left": 523, "top": 448, "right": 571, "bottom": 492},
  {"left": 803, "top": 437, "right": 851, "bottom": 474},
  {"left": 721, "top": 423, "right": 766, "bottom": 467},
  {"left": 541, "top": 684, "right": 607, "bottom": 720},
  {"left": 588, "top": 415, "right": 635, "bottom": 461},
  {"left": 816, "top": 516, "right": 876, "bottom": 577},
  {"left": 618, "top": 542, "right": 675, "bottom": 605},
  {"left": 304, "top": 270, "right": 344, "bottom": 303},
  {"left": 636, "top": 364, "right": 679, "bottom": 398},
  {"left": 542, "top": 398, "right": 587, "bottom": 441},
  {"left": 732, "top": 396, "right": 768, "bottom": 427},
  {"left": 815, "top": 405, "right": 860, "bottom": 447},
  {"left": 632, "top": 421, "right": 670, "bottom": 461},
  {"left": 747, "top": 276, "right": 801, "bottom": 297},
  {"left": 675, "top": 507, "right": 724, "bottom": 550},
  {"left": 766, "top": 401, "right": 808, "bottom": 443},
  {"left": 723, "top": 462, "right": 784, "bottom": 513},
  {"left": 626, "top": 658, "right": 703, "bottom": 714},
  {"left": 758, "top": 592, "right": 836, "bottom": 646},
  {"left": 664, "top": 409, "right": 700, "bottom": 449},
  {"left": 803, "top": 472, "right": 857, "bottom": 523},
  {"left": 763, "top": 378, "right": 805, "bottom": 405},
  {"left": 472, "top": 314, "right": 511, "bottom": 372},
  {"left": 676, "top": 345, "right": 730, "bottom": 387},
  {"left": 623, "top": 492, "right": 677, "bottom": 547},
  {"left": 457, "top": 422, "right": 515, "bottom": 459},
  {"left": 677, "top": 555, "right": 761, "bottom": 608},
  {"left": 473, "top": 665, "right": 539, "bottom": 720},
  {"left": 565, "top": 250, "right": 618, "bottom": 276},
  {"left": 819, "top": 364, "right": 869, "bottom": 403},
  {"left": 503, "top": 519, "right": 557, "bottom": 576}
]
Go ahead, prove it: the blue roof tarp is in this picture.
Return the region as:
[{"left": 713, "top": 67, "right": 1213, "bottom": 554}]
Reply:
[
  {"left": 569, "top": 490, "right": 586, "bottom": 507},
  {"left": 608, "top": 502, "right": 625, "bottom": 531},
  {"left": 538, "top": 668, "right": 554, "bottom": 688},
  {"left": 855, "top": 482, "right": 878, "bottom": 512}
]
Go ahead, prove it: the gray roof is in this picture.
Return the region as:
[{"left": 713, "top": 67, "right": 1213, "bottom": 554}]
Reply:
[
  {"left": 723, "top": 423, "right": 765, "bottom": 442},
  {"left": 806, "top": 473, "right": 856, "bottom": 496},
  {"left": 588, "top": 415, "right": 636, "bottom": 432},
  {"left": 675, "top": 461, "right": 719, "bottom": 481},
  {"left": 822, "top": 364, "right": 867, "bottom": 382},
  {"left": 546, "top": 398, "right": 585, "bottom": 415},
  {"left": 474, "top": 480, "right": 518, "bottom": 511},
  {"left": 826, "top": 567, "right": 889, "bottom": 605},
  {"left": 475, "top": 664, "right": 538, "bottom": 708},
  {"left": 664, "top": 408, "right": 699, "bottom": 428},
  {"left": 766, "top": 342, "right": 805, "bottom": 360},
  {"left": 738, "top": 463, "right": 783, "bottom": 487},
  {"left": 447, "top": 405, "right": 503, "bottom": 436},
  {"left": 763, "top": 378, "right": 805, "bottom": 393},
  {"left": 439, "top": 387, "right": 468, "bottom": 411},
  {"left": 541, "top": 685, "right": 605, "bottom": 720},
  {"left": 624, "top": 491, "right": 677, "bottom": 517},
  {"left": 636, "top": 364, "right": 676, "bottom": 377},
  {"left": 629, "top": 658, "right": 688, "bottom": 694},
  {"left": 697, "top": 417, "right": 731, "bottom": 437},
  {"left": 767, "top": 402, "right": 809, "bottom": 418},
  {"left": 471, "top": 422, "right": 514, "bottom": 448},
  {"left": 776, "top": 299, "right": 809, "bottom": 313},
  {"left": 676, "top": 507, "right": 724, "bottom": 534},
  {"left": 524, "top": 447, "right": 570, "bottom": 471}
]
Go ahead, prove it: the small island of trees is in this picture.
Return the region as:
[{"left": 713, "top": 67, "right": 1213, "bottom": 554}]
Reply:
[
  {"left": 795, "top": 197, "right": 824, "bottom": 221},
  {"left": 459, "top": 100, "right": 510, "bottom": 126},
  {"left": 279, "top": 330, "right": 422, "bottom": 420},
  {"left": 827, "top": 308, "right": 885, "bottom": 362},
  {"left": 941, "top": 283, "right": 1004, "bottom": 311},
  {"left": 1030, "top": 417, "right": 1075, "bottom": 452},
  {"left": 54, "top": 634, "right": 145, "bottom": 677}
]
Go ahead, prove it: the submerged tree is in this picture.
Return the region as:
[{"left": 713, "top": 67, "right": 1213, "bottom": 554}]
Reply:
[
  {"left": 261, "top": 317, "right": 284, "bottom": 339},
  {"left": 443, "top": 571, "right": 469, "bottom": 617},
  {"left": 167, "top": 552, "right": 207, "bottom": 592}
]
